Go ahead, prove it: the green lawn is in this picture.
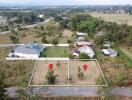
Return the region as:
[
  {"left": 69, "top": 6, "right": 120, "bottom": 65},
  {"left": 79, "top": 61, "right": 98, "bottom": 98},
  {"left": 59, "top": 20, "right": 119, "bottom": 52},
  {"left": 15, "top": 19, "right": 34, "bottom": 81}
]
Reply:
[{"left": 40, "top": 47, "right": 69, "bottom": 57}]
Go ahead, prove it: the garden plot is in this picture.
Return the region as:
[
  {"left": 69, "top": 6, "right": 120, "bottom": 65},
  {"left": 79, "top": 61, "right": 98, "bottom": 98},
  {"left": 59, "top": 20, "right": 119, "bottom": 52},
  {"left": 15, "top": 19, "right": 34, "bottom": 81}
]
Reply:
[
  {"left": 31, "top": 60, "right": 68, "bottom": 86},
  {"left": 69, "top": 60, "right": 106, "bottom": 86}
]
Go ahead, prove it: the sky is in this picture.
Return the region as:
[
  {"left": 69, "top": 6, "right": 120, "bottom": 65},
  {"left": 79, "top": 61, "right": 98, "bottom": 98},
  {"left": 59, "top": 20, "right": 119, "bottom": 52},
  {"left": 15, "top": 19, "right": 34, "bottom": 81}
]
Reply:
[{"left": 0, "top": 0, "right": 131, "bottom": 6}]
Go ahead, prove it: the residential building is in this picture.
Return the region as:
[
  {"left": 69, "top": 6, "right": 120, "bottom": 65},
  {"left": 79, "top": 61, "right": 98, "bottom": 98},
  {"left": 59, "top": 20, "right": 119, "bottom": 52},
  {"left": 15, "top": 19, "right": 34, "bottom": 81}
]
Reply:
[
  {"left": 79, "top": 46, "right": 95, "bottom": 58},
  {"left": 102, "top": 48, "right": 118, "bottom": 57},
  {"left": 76, "top": 37, "right": 84, "bottom": 42},
  {"left": 76, "top": 32, "right": 87, "bottom": 37},
  {"left": 103, "top": 41, "right": 111, "bottom": 48},
  {"left": 76, "top": 42, "right": 92, "bottom": 47},
  {"left": 8, "top": 43, "right": 45, "bottom": 58}
]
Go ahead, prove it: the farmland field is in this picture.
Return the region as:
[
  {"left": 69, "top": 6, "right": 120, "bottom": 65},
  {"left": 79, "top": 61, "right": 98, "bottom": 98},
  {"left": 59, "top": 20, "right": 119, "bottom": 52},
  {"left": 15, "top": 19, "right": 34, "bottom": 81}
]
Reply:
[{"left": 89, "top": 12, "right": 132, "bottom": 26}]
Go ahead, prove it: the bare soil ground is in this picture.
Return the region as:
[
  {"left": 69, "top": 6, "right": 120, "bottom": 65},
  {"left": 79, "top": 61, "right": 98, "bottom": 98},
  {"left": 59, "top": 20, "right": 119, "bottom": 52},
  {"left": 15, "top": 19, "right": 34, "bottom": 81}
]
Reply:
[
  {"left": 62, "top": 29, "right": 73, "bottom": 37},
  {"left": 31, "top": 60, "right": 68, "bottom": 85},
  {"left": 69, "top": 60, "right": 105, "bottom": 85}
]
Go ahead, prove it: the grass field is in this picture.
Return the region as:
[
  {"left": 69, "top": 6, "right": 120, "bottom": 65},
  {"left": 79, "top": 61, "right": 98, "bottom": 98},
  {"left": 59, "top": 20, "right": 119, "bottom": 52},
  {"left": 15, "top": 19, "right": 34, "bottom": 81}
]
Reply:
[
  {"left": 40, "top": 47, "right": 69, "bottom": 57},
  {"left": 0, "top": 47, "right": 35, "bottom": 87},
  {"left": 89, "top": 12, "right": 132, "bottom": 26}
]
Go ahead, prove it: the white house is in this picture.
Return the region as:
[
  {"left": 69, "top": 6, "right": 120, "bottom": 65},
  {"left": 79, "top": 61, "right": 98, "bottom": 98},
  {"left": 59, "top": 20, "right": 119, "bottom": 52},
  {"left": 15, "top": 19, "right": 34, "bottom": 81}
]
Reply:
[
  {"left": 38, "top": 14, "right": 44, "bottom": 18},
  {"left": 8, "top": 43, "right": 45, "bottom": 58},
  {"left": 76, "top": 32, "right": 87, "bottom": 36},
  {"left": 103, "top": 41, "right": 111, "bottom": 48},
  {"left": 102, "top": 48, "right": 118, "bottom": 57},
  {"left": 79, "top": 46, "right": 95, "bottom": 58},
  {"left": 76, "top": 37, "right": 84, "bottom": 42},
  {"left": 97, "top": 31, "right": 105, "bottom": 36}
]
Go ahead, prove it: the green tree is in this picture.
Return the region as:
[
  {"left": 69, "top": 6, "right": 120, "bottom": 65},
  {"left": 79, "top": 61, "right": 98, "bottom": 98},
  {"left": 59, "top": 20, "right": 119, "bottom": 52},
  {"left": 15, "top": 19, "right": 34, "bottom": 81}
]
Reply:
[
  {"left": 79, "top": 53, "right": 89, "bottom": 59},
  {"left": 93, "top": 34, "right": 104, "bottom": 46},
  {"left": 77, "top": 66, "right": 84, "bottom": 79},
  {"left": 41, "top": 36, "right": 48, "bottom": 43},
  {"left": 52, "top": 38, "right": 59, "bottom": 46},
  {"left": 67, "top": 39, "right": 72, "bottom": 44},
  {"left": 0, "top": 74, "right": 7, "bottom": 100},
  {"left": 9, "top": 35, "right": 19, "bottom": 44},
  {"left": 46, "top": 70, "right": 56, "bottom": 84},
  {"left": 40, "top": 25, "right": 44, "bottom": 31}
]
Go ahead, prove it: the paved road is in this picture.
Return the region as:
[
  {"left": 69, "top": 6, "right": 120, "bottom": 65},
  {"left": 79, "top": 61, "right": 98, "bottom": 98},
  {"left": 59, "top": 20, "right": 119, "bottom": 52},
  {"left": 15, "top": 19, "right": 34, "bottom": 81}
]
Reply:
[
  {"left": 0, "top": 31, "right": 10, "bottom": 35},
  {"left": 0, "top": 44, "right": 69, "bottom": 47},
  {"left": 0, "top": 17, "right": 53, "bottom": 35},
  {"left": 5, "top": 87, "right": 132, "bottom": 98},
  {"left": 0, "top": 44, "right": 23, "bottom": 47}
]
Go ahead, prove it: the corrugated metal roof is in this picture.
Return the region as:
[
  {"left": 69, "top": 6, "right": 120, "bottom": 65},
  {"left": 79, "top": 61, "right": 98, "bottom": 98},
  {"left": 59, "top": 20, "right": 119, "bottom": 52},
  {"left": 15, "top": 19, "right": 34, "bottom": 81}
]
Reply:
[
  {"left": 76, "top": 32, "right": 86, "bottom": 36},
  {"left": 79, "top": 46, "right": 95, "bottom": 58},
  {"left": 14, "top": 43, "right": 45, "bottom": 55}
]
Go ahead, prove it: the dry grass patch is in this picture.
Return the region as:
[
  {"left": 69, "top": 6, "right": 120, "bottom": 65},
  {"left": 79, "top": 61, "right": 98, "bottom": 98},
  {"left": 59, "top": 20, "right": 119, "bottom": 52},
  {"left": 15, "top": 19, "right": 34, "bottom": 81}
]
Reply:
[
  {"left": 0, "top": 47, "right": 35, "bottom": 87},
  {"left": 89, "top": 12, "right": 132, "bottom": 26}
]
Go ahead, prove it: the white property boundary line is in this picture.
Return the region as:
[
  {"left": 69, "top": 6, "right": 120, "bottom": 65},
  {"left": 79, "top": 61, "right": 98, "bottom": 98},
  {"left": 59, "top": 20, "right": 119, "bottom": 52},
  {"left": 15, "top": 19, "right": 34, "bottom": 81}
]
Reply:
[
  {"left": 6, "top": 57, "right": 69, "bottom": 61},
  {"left": 28, "top": 61, "right": 38, "bottom": 86},
  {"left": 29, "top": 59, "right": 108, "bottom": 87},
  {"left": 29, "top": 59, "right": 69, "bottom": 87}
]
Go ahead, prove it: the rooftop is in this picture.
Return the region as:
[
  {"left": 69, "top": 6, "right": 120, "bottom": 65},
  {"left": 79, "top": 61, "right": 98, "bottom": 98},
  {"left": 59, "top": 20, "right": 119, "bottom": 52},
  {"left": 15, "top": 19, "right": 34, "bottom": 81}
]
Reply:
[
  {"left": 76, "top": 32, "right": 87, "bottom": 36},
  {"left": 14, "top": 43, "right": 45, "bottom": 55}
]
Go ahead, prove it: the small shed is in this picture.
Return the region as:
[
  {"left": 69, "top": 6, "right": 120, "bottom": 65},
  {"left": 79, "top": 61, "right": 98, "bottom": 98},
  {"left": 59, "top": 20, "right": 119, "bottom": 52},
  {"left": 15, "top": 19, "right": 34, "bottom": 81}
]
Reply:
[
  {"left": 76, "top": 32, "right": 87, "bottom": 36},
  {"left": 97, "top": 31, "right": 105, "bottom": 36},
  {"left": 79, "top": 46, "right": 95, "bottom": 58},
  {"left": 103, "top": 41, "right": 111, "bottom": 48},
  {"left": 102, "top": 48, "right": 118, "bottom": 57}
]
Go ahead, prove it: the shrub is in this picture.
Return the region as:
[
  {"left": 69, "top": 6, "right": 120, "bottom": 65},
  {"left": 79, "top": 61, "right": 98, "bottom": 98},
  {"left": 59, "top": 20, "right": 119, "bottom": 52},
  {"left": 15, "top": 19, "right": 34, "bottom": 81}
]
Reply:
[
  {"left": 79, "top": 53, "right": 89, "bottom": 59},
  {"left": 77, "top": 66, "right": 84, "bottom": 79},
  {"left": 52, "top": 38, "right": 59, "bottom": 46},
  {"left": 46, "top": 70, "right": 56, "bottom": 84}
]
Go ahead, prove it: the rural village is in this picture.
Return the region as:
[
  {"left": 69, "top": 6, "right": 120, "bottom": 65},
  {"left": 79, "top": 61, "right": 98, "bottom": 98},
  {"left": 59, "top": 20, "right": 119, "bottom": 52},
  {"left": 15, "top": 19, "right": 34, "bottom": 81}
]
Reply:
[{"left": 0, "top": 5, "right": 132, "bottom": 100}]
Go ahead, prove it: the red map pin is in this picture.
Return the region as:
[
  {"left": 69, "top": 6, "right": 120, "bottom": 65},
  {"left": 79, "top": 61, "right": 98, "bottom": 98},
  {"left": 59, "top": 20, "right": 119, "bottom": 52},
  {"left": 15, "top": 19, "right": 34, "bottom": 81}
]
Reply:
[
  {"left": 83, "top": 64, "right": 88, "bottom": 72},
  {"left": 49, "top": 64, "right": 53, "bottom": 70}
]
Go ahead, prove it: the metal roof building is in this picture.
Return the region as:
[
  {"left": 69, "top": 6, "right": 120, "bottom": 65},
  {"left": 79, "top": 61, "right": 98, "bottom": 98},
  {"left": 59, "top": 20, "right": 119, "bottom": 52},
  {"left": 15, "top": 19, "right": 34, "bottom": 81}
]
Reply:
[
  {"left": 9, "top": 43, "right": 45, "bottom": 58},
  {"left": 79, "top": 46, "right": 95, "bottom": 58},
  {"left": 102, "top": 48, "right": 118, "bottom": 57}
]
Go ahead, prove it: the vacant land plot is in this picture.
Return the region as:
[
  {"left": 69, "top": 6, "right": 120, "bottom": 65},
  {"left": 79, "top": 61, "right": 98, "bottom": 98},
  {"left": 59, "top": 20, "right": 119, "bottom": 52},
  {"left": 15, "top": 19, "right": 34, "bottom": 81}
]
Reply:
[
  {"left": 120, "top": 46, "right": 132, "bottom": 60},
  {"left": 62, "top": 29, "right": 73, "bottom": 37},
  {"left": 69, "top": 60, "right": 106, "bottom": 85},
  {"left": 41, "top": 47, "right": 69, "bottom": 57},
  {"left": 31, "top": 60, "right": 68, "bottom": 85},
  {"left": 89, "top": 12, "right": 132, "bottom": 26},
  {"left": 118, "top": 46, "right": 132, "bottom": 67},
  {"left": 0, "top": 29, "right": 41, "bottom": 44},
  {"left": 0, "top": 47, "right": 35, "bottom": 87}
]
